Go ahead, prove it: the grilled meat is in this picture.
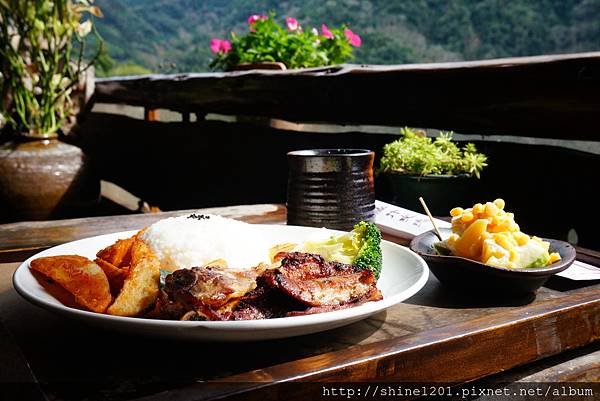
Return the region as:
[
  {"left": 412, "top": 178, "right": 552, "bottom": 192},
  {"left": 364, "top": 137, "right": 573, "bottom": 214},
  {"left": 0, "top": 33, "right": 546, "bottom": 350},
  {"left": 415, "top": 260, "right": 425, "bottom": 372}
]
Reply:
[
  {"left": 230, "top": 275, "right": 306, "bottom": 320},
  {"left": 156, "top": 264, "right": 266, "bottom": 320},
  {"left": 231, "top": 252, "right": 382, "bottom": 320},
  {"left": 155, "top": 252, "right": 382, "bottom": 321},
  {"left": 266, "top": 252, "right": 382, "bottom": 307}
]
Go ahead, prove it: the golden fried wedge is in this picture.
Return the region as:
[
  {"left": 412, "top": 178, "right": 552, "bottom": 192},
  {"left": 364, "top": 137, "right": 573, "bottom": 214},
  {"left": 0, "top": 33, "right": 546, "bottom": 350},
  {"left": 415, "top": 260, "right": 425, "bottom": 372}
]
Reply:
[
  {"left": 106, "top": 239, "right": 160, "bottom": 317},
  {"left": 29, "top": 255, "right": 112, "bottom": 313},
  {"left": 94, "top": 258, "right": 130, "bottom": 295},
  {"left": 96, "top": 235, "right": 136, "bottom": 267}
]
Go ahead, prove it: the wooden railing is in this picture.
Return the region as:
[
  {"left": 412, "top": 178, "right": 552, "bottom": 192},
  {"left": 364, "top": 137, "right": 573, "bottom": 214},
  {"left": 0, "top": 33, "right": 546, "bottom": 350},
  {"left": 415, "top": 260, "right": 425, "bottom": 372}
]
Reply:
[{"left": 94, "top": 51, "right": 600, "bottom": 140}]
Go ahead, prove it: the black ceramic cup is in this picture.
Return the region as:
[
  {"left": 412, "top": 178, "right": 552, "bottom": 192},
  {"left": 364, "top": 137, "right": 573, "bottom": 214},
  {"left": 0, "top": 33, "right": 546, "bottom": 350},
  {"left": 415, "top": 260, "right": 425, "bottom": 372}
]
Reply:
[{"left": 286, "top": 149, "right": 376, "bottom": 230}]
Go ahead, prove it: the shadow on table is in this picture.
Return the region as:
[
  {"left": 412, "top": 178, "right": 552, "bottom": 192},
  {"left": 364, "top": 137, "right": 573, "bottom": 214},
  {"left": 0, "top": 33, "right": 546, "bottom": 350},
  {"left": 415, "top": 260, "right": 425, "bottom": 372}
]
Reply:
[
  {"left": 404, "top": 275, "right": 537, "bottom": 309},
  {"left": 0, "top": 288, "right": 384, "bottom": 401},
  {"left": 544, "top": 275, "right": 600, "bottom": 292}
]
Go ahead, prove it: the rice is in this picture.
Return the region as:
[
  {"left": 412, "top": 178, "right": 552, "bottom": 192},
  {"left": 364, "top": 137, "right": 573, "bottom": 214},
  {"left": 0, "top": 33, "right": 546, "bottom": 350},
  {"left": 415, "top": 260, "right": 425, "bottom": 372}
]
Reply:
[{"left": 140, "top": 213, "right": 270, "bottom": 271}]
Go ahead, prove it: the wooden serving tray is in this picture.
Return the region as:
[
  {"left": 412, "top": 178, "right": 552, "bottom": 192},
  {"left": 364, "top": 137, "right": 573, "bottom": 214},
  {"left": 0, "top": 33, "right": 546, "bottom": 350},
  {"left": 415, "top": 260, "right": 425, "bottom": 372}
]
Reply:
[{"left": 0, "top": 205, "right": 598, "bottom": 401}]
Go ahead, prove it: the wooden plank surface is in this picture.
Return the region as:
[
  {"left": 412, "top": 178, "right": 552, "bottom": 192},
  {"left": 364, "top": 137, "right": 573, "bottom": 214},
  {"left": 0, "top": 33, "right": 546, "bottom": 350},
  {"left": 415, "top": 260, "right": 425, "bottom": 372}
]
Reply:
[
  {"left": 500, "top": 345, "right": 600, "bottom": 383},
  {"left": 95, "top": 52, "right": 600, "bottom": 139},
  {"left": 141, "top": 286, "right": 600, "bottom": 401},
  {"left": 2, "top": 261, "right": 598, "bottom": 401},
  {"left": 1, "top": 207, "right": 599, "bottom": 401}
]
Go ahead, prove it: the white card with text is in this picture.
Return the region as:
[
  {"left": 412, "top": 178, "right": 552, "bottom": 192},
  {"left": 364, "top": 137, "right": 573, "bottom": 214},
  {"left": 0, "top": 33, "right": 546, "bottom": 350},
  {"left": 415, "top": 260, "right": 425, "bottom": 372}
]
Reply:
[{"left": 375, "top": 200, "right": 450, "bottom": 239}]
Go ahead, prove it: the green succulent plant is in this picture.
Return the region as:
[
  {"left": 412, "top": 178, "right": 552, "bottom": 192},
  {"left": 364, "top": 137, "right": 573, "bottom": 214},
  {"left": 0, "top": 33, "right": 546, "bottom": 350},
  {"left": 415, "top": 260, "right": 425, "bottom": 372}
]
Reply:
[{"left": 379, "top": 127, "right": 488, "bottom": 178}]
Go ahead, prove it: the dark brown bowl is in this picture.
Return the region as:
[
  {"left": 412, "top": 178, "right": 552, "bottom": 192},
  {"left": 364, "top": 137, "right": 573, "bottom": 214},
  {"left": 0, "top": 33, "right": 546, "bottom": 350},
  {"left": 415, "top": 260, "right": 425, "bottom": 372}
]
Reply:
[{"left": 409, "top": 228, "right": 576, "bottom": 294}]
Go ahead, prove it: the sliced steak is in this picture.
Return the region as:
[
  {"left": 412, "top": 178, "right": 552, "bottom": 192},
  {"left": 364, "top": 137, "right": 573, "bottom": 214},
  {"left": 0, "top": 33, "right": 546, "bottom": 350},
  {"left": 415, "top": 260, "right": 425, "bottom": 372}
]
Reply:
[
  {"left": 155, "top": 253, "right": 382, "bottom": 321},
  {"left": 159, "top": 265, "right": 264, "bottom": 320},
  {"left": 230, "top": 275, "right": 307, "bottom": 320},
  {"left": 265, "top": 252, "right": 382, "bottom": 307}
]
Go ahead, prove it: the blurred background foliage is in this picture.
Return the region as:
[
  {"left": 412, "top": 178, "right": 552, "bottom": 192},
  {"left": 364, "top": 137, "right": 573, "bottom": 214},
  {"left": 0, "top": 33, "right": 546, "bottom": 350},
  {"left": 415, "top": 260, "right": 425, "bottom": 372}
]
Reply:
[{"left": 93, "top": 0, "right": 600, "bottom": 76}]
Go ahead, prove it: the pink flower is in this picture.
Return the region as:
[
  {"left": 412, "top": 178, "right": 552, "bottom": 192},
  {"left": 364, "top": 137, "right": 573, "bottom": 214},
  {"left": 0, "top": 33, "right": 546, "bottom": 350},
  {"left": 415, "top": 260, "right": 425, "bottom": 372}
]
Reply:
[
  {"left": 210, "top": 38, "right": 222, "bottom": 54},
  {"left": 285, "top": 17, "right": 299, "bottom": 31},
  {"left": 248, "top": 14, "right": 267, "bottom": 25},
  {"left": 311, "top": 27, "right": 319, "bottom": 35},
  {"left": 220, "top": 39, "right": 231, "bottom": 53},
  {"left": 321, "top": 24, "right": 334, "bottom": 39},
  {"left": 344, "top": 27, "right": 361, "bottom": 47},
  {"left": 210, "top": 38, "right": 231, "bottom": 54}
]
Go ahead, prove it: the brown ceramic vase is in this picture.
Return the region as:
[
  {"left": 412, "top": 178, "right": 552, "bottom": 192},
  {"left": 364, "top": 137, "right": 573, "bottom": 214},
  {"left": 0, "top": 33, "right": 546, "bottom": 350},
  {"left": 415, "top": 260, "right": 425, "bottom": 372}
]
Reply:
[{"left": 0, "top": 138, "right": 100, "bottom": 222}]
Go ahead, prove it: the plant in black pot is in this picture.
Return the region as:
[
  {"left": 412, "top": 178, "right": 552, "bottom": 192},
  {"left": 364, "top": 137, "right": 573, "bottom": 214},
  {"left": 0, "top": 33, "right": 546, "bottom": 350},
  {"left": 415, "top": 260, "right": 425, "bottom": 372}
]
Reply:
[
  {"left": 0, "top": 0, "right": 103, "bottom": 222},
  {"left": 378, "top": 128, "right": 488, "bottom": 216}
]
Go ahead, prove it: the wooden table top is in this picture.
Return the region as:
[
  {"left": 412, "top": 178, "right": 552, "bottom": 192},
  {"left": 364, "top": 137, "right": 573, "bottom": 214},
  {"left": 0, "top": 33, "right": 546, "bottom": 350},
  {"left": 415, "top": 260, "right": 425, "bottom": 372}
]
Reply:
[{"left": 1, "top": 204, "right": 599, "bottom": 401}]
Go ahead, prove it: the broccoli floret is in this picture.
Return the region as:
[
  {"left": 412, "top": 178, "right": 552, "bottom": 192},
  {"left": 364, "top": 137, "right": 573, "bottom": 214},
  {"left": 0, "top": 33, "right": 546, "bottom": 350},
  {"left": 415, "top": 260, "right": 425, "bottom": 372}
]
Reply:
[
  {"left": 351, "top": 221, "right": 383, "bottom": 279},
  {"left": 298, "top": 221, "right": 383, "bottom": 280}
]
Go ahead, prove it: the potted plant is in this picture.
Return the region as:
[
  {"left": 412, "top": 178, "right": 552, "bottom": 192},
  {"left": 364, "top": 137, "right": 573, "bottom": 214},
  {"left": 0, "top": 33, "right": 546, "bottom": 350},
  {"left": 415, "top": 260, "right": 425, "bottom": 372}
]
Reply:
[
  {"left": 0, "top": 0, "right": 103, "bottom": 221},
  {"left": 209, "top": 13, "right": 361, "bottom": 71},
  {"left": 378, "top": 127, "right": 488, "bottom": 215}
]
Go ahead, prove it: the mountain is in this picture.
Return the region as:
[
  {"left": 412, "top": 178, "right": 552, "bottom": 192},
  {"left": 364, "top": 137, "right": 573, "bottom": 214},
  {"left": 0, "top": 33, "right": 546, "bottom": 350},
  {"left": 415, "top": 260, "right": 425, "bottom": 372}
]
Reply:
[{"left": 93, "top": 0, "right": 600, "bottom": 75}]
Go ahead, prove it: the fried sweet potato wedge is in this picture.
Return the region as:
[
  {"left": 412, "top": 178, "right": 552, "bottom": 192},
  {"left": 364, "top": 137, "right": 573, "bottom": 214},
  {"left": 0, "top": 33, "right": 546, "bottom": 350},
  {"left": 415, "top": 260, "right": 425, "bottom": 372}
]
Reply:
[
  {"left": 96, "top": 235, "right": 136, "bottom": 268},
  {"left": 106, "top": 239, "right": 160, "bottom": 317},
  {"left": 94, "top": 258, "right": 130, "bottom": 295},
  {"left": 30, "top": 255, "right": 112, "bottom": 313}
]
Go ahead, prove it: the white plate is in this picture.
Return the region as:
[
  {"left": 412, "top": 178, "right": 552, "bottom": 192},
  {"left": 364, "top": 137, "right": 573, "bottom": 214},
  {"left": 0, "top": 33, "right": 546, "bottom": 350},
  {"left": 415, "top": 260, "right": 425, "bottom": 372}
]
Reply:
[{"left": 13, "top": 225, "right": 428, "bottom": 341}]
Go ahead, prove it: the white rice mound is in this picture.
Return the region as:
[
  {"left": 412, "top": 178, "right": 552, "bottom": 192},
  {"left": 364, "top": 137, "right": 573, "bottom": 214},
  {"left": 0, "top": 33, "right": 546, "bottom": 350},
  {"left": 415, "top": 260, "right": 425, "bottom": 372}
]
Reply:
[{"left": 140, "top": 213, "right": 270, "bottom": 271}]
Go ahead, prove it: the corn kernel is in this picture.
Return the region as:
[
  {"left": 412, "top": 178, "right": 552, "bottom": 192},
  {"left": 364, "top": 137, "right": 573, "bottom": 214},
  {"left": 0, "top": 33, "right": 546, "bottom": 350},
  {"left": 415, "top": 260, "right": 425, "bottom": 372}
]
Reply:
[
  {"left": 484, "top": 202, "right": 499, "bottom": 218},
  {"left": 488, "top": 217, "right": 509, "bottom": 233},
  {"left": 494, "top": 232, "right": 517, "bottom": 251},
  {"left": 450, "top": 207, "right": 464, "bottom": 217},
  {"left": 549, "top": 252, "right": 561, "bottom": 263},
  {"left": 473, "top": 203, "right": 484, "bottom": 215},
  {"left": 461, "top": 213, "right": 474, "bottom": 222},
  {"left": 513, "top": 232, "right": 530, "bottom": 246},
  {"left": 493, "top": 198, "right": 505, "bottom": 210}
]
